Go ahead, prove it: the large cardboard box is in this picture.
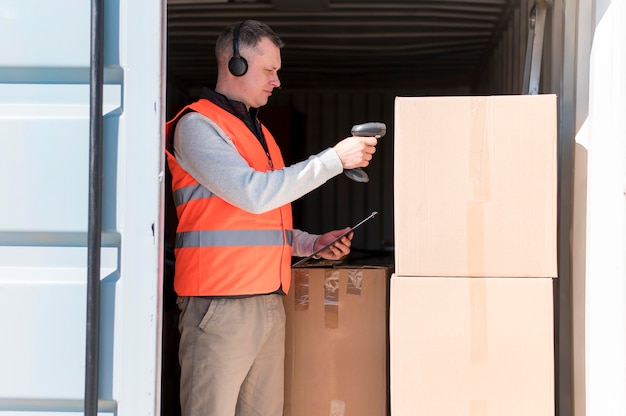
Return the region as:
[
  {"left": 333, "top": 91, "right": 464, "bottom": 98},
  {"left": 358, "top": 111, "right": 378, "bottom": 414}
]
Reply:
[
  {"left": 394, "top": 95, "right": 558, "bottom": 277},
  {"left": 390, "top": 275, "right": 555, "bottom": 416},
  {"left": 284, "top": 266, "right": 391, "bottom": 416}
]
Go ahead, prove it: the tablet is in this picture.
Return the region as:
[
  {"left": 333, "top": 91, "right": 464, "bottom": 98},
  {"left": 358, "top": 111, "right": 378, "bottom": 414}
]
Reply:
[{"left": 292, "top": 211, "right": 378, "bottom": 267}]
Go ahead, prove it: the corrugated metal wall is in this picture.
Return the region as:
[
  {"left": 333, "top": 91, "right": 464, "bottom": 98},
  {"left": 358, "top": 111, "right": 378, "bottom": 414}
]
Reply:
[
  {"left": 477, "top": 0, "right": 536, "bottom": 94},
  {"left": 263, "top": 90, "right": 399, "bottom": 257}
]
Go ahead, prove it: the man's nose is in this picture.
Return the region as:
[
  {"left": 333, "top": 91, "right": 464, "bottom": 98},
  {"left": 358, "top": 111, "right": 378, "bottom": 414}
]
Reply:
[{"left": 271, "top": 74, "right": 281, "bottom": 88}]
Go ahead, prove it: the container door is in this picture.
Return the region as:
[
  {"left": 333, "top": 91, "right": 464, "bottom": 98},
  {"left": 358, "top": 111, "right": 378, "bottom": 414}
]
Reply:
[{"left": 0, "top": 1, "right": 165, "bottom": 415}]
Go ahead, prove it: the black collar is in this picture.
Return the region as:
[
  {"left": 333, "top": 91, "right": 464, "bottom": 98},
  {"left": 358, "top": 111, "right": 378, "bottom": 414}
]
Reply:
[
  {"left": 200, "top": 87, "right": 262, "bottom": 137},
  {"left": 200, "top": 87, "right": 272, "bottom": 166}
]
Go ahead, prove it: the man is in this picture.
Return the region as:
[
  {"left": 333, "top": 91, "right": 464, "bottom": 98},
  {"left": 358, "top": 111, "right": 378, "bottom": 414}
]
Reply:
[{"left": 165, "top": 20, "right": 378, "bottom": 416}]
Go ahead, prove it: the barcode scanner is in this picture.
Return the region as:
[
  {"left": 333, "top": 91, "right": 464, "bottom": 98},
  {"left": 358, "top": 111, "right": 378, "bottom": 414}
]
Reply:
[{"left": 344, "top": 122, "right": 386, "bottom": 183}]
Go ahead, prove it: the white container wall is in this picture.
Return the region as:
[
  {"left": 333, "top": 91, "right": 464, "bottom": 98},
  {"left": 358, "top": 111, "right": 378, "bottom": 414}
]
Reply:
[
  {"left": 573, "top": 0, "right": 626, "bottom": 415},
  {"left": 0, "top": 0, "right": 165, "bottom": 415}
]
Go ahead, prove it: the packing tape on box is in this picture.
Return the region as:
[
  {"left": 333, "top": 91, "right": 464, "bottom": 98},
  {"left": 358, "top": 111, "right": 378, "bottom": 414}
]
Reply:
[
  {"left": 293, "top": 269, "right": 309, "bottom": 311},
  {"left": 346, "top": 269, "right": 363, "bottom": 295},
  {"left": 325, "top": 269, "right": 365, "bottom": 328},
  {"left": 470, "top": 400, "right": 488, "bottom": 416},
  {"left": 470, "top": 278, "right": 488, "bottom": 414},
  {"left": 467, "top": 97, "right": 490, "bottom": 275},
  {"left": 329, "top": 399, "right": 346, "bottom": 416},
  {"left": 292, "top": 268, "right": 365, "bottom": 328},
  {"left": 470, "top": 278, "right": 488, "bottom": 363},
  {"left": 324, "top": 270, "right": 340, "bottom": 329}
]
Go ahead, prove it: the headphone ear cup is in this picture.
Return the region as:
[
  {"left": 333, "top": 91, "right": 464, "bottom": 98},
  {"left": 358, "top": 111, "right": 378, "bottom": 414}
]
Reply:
[{"left": 228, "top": 56, "right": 248, "bottom": 76}]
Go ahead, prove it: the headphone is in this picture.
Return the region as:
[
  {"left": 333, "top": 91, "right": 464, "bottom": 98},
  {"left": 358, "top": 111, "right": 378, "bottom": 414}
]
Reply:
[{"left": 228, "top": 21, "right": 248, "bottom": 77}]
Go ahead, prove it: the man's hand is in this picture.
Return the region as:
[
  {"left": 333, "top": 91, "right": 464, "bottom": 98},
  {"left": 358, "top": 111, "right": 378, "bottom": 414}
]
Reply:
[
  {"left": 313, "top": 227, "right": 354, "bottom": 260},
  {"left": 332, "top": 136, "right": 378, "bottom": 169}
]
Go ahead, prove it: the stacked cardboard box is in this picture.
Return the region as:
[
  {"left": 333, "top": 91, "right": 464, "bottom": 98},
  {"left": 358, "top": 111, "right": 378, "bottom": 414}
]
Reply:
[
  {"left": 284, "top": 266, "right": 392, "bottom": 416},
  {"left": 391, "top": 95, "right": 557, "bottom": 416}
]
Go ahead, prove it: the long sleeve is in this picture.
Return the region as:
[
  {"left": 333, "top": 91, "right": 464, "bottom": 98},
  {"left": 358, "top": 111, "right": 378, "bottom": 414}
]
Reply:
[{"left": 174, "top": 112, "right": 343, "bottom": 213}]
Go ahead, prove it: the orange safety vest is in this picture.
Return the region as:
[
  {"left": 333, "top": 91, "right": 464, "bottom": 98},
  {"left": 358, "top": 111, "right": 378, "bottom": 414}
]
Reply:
[{"left": 165, "top": 99, "right": 293, "bottom": 296}]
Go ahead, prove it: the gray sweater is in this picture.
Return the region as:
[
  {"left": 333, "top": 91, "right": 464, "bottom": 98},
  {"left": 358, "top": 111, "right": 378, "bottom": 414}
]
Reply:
[{"left": 173, "top": 111, "right": 344, "bottom": 257}]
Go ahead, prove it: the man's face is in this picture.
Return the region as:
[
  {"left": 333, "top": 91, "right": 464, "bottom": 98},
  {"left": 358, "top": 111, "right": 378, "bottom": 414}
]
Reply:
[{"left": 237, "top": 37, "right": 281, "bottom": 109}]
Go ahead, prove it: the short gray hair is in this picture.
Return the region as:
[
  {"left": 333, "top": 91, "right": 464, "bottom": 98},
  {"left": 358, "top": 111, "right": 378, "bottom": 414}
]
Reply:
[{"left": 215, "top": 20, "right": 284, "bottom": 65}]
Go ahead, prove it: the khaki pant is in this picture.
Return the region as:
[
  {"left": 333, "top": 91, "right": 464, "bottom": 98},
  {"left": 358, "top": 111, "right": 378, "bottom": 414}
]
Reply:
[{"left": 177, "top": 294, "right": 286, "bottom": 416}]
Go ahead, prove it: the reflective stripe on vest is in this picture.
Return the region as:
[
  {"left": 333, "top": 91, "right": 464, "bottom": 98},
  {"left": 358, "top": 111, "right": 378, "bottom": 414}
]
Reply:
[
  {"left": 172, "top": 184, "right": 214, "bottom": 206},
  {"left": 177, "top": 229, "right": 293, "bottom": 248}
]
